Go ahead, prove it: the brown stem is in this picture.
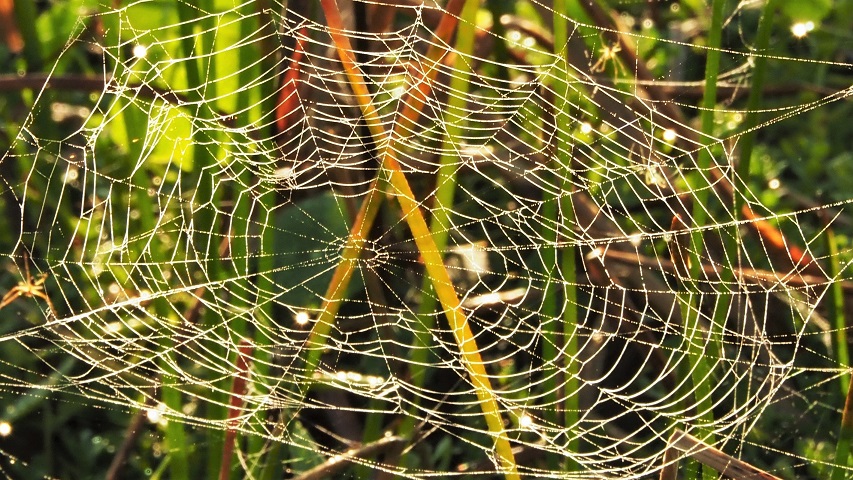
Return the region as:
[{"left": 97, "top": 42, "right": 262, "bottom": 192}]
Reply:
[
  {"left": 665, "top": 429, "right": 783, "bottom": 479},
  {"left": 600, "top": 247, "right": 849, "bottom": 294},
  {"left": 219, "top": 341, "right": 254, "bottom": 480},
  {"left": 105, "top": 408, "right": 149, "bottom": 480},
  {"left": 291, "top": 435, "right": 406, "bottom": 480}
]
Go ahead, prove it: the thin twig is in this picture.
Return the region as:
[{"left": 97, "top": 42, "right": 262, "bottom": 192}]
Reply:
[
  {"left": 291, "top": 436, "right": 406, "bottom": 480},
  {"left": 600, "top": 248, "right": 850, "bottom": 294},
  {"left": 665, "top": 429, "right": 783, "bottom": 479},
  {"left": 105, "top": 408, "right": 149, "bottom": 480}
]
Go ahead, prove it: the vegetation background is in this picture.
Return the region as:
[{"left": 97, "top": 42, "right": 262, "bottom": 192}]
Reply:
[{"left": 0, "top": 0, "right": 851, "bottom": 479}]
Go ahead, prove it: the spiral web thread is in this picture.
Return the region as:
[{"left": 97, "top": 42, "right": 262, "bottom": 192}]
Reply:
[{"left": 1, "top": 0, "right": 852, "bottom": 478}]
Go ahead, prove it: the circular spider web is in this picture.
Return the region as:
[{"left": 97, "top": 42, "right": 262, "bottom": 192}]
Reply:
[{"left": 1, "top": 0, "right": 852, "bottom": 478}]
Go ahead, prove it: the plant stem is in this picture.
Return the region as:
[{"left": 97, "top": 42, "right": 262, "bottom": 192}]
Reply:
[
  {"left": 243, "top": 1, "right": 280, "bottom": 471},
  {"left": 736, "top": 0, "right": 778, "bottom": 184},
  {"left": 826, "top": 226, "right": 850, "bottom": 393},
  {"left": 832, "top": 356, "right": 853, "bottom": 480},
  {"left": 305, "top": 1, "right": 520, "bottom": 476},
  {"left": 546, "top": 0, "right": 580, "bottom": 471},
  {"left": 828, "top": 200, "right": 850, "bottom": 480},
  {"left": 174, "top": 5, "right": 227, "bottom": 478},
  {"left": 403, "top": 0, "right": 478, "bottom": 441},
  {"left": 129, "top": 105, "right": 190, "bottom": 480},
  {"left": 733, "top": 0, "right": 777, "bottom": 420},
  {"left": 681, "top": 1, "right": 728, "bottom": 478}
]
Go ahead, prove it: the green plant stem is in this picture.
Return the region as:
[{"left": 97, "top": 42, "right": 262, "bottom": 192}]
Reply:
[
  {"left": 733, "top": 0, "right": 777, "bottom": 417},
  {"left": 829, "top": 220, "right": 851, "bottom": 479},
  {"left": 545, "top": 0, "right": 580, "bottom": 471},
  {"left": 128, "top": 103, "right": 190, "bottom": 480},
  {"left": 100, "top": 5, "right": 192, "bottom": 477},
  {"left": 485, "top": 0, "right": 512, "bottom": 82},
  {"left": 736, "top": 0, "right": 778, "bottom": 184},
  {"left": 138, "top": 167, "right": 189, "bottom": 480},
  {"left": 692, "top": 2, "right": 726, "bottom": 243},
  {"left": 832, "top": 356, "right": 853, "bottom": 480},
  {"left": 826, "top": 227, "right": 850, "bottom": 394},
  {"left": 92, "top": 17, "right": 188, "bottom": 480},
  {"left": 681, "top": 1, "right": 729, "bottom": 479},
  {"left": 174, "top": 5, "right": 228, "bottom": 478},
  {"left": 690, "top": 1, "right": 725, "bottom": 265},
  {"left": 541, "top": 7, "right": 561, "bottom": 456},
  {"left": 238, "top": 1, "right": 279, "bottom": 472}
]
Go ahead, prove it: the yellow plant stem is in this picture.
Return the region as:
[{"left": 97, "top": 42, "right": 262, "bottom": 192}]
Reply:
[
  {"left": 388, "top": 158, "right": 518, "bottom": 477},
  {"left": 304, "top": 1, "right": 520, "bottom": 477}
]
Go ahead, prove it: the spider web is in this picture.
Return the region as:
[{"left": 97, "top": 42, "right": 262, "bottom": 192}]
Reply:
[{"left": 1, "top": 0, "right": 852, "bottom": 478}]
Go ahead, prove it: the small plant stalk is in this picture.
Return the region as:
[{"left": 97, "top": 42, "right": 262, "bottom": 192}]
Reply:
[
  {"left": 829, "top": 222, "right": 851, "bottom": 480},
  {"left": 404, "top": 0, "right": 479, "bottom": 439},
  {"left": 681, "top": 1, "right": 729, "bottom": 478},
  {"left": 306, "top": 1, "right": 520, "bottom": 476},
  {"left": 219, "top": 342, "right": 253, "bottom": 480},
  {"left": 174, "top": 5, "right": 231, "bottom": 476},
  {"left": 832, "top": 362, "right": 853, "bottom": 480},
  {"left": 546, "top": 0, "right": 580, "bottom": 471}
]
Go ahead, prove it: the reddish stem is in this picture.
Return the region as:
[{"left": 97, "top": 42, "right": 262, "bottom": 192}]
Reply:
[
  {"left": 275, "top": 27, "right": 308, "bottom": 134},
  {"left": 219, "top": 341, "right": 254, "bottom": 480}
]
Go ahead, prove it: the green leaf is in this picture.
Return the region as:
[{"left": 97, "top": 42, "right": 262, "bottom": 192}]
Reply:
[
  {"left": 779, "top": 0, "right": 832, "bottom": 22},
  {"left": 273, "top": 192, "right": 359, "bottom": 309}
]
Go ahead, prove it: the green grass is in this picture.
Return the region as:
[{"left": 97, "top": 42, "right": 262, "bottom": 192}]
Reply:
[
  {"left": 548, "top": 0, "right": 580, "bottom": 471},
  {"left": 680, "top": 1, "right": 728, "bottom": 477},
  {"left": 829, "top": 223, "right": 851, "bottom": 480}
]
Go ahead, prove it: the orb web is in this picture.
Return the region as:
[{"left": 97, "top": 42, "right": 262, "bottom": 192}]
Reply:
[{"left": 1, "top": 0, "right": 851, "bottom": 478}]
